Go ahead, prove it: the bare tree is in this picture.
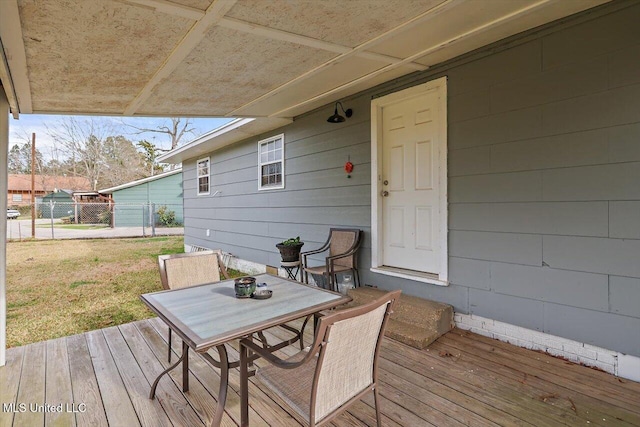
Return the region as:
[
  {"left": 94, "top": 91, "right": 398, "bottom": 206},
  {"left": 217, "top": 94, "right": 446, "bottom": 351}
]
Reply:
[
  {"left": 7, "top": 129, "right": 45, "bottom": 174},
  {"left": 7, "top": 142, "right": 44, "bottom": 174},
  {"left": 46, "top": 117, "right": 111, "bottom": 190},
  {"left": 45, "top": 117, "right": 147, "bottom": 190},
  {"left": 123, "top": 117, "right": 196, "bottom": 150}
]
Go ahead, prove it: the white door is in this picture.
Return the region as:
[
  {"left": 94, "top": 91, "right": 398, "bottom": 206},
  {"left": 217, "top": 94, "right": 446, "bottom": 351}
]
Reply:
[{"left": 380, "top": 86, "right": 443, "bottom": 274}]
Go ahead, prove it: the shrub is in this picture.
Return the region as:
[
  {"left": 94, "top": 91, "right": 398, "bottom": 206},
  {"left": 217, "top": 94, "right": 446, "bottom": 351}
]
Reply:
[
  {"left": 157, "top": 205, "right": 181, "bottom": 227},
  {"left": 98, "top": 210, "right": 112, "bottom": 225}
]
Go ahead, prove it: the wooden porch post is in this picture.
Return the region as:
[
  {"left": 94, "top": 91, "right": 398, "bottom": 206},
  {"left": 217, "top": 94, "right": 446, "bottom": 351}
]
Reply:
[{"left": 0, "top": 89, "right": 9, "bottom": 366}]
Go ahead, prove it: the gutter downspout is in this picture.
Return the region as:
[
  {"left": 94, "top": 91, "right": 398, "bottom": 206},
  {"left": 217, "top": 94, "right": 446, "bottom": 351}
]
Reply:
[{"left": 1, "top": 89, "right": 9, "bottom": 366}]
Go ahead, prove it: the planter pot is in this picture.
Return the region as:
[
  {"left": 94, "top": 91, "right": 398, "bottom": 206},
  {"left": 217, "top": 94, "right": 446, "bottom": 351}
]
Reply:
[
  {"left": 276, "top": 242, "right": 304, "bottom": 262},
  {"left": 234, "top": 276, "right": 256, "bottom": 298}
]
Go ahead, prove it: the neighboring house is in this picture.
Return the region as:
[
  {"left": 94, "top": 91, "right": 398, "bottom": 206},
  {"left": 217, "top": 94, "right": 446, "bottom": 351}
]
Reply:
[
  {"left": 40, "top": 190, "right": 75, "bottom": 219},
  {"left": 7, "top": 174, "right": 91, "bottom": 207},
  {"left": 99, "top": 169, "right": 183, "bottom": 227},
  {"left": 159, "top": 4, "right": 640, "bottom": 380},
  {"left": 40, "top": 190, "right": 112, "bottom": 223}
]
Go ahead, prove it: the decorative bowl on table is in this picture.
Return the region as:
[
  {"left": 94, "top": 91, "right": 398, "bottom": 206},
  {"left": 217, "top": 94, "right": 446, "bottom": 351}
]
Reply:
[
  {"left": 251, "top": 290, "right": 272, "bottom": 300},
  {"left": 234, "top": 276, "right": 257, "bottom": 298}
]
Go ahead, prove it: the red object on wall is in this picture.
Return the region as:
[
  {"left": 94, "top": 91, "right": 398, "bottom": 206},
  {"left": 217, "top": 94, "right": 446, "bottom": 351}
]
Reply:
[{"left": 344, "top": 161, "right": 354, "bottom": 174}]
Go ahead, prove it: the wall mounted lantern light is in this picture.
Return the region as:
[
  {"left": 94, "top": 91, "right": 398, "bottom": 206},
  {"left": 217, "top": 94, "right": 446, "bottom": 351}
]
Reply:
[{"left": 327, "top": 101, "right": 353, "bottom": 123}]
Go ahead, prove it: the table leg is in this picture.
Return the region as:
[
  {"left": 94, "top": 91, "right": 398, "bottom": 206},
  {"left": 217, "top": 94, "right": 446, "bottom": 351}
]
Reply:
[
  {"left": 201, "top": 345, "right": 229, "bottom": 427},
  {"left": 149, "top": 347, "right": 188, "bottom": 399},
  {"left": 240, "top": 342, "right": 249, "bottom": 427},
  {"left": 182, "top": 341, "right": 189, "bottom": 392}
]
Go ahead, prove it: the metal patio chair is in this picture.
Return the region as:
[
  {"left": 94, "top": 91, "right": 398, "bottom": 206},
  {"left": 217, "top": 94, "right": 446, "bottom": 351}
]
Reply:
[
  {"left": 301, "top": 228, "right": 363, "bottom": 291},
  {"left": 240, "top": 289, "right": 401, "bottom": 427},
  {"left": 158, "top": 250, "right": 228, "bottom": 362}
]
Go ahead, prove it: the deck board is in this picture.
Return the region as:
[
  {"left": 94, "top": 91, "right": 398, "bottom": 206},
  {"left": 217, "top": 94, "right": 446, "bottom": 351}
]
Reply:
[
  {"left": 99, "top": 326, "right": 172, "bottom": 427},
  {"left": 117, "top": 321, "right": 206, "bottom": 426},
  {"left": 2, "top": 319, "right": 639, "bottom": 427},
  {"left": 65, "top": 334, "right": 109, "bottom": 427},
  {"left": 0, "top": 345, "right": 23, "bottom": 427},
  {"left": 433, "top": 336, "right": 639, "bottom": 426},
  {"left": 85, "top": 329, "right": 141, "bottom": 427},
  {"left": 44, "top": 338, "right": 76, "bottom": 427},
  {"left": 446, "top": 330, "right": 640, "bottom": 410},
  {"left": 13, "top": 341, "right": 46, "bottom": 427}
]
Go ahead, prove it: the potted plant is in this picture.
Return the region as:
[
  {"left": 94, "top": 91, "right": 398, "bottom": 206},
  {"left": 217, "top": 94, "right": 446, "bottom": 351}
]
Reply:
[{"left": 276, "top": 236, "right": 304, "bottom": 263}]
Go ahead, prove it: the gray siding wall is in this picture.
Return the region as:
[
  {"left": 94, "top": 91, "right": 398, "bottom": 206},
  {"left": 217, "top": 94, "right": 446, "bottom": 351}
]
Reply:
[
  {"left": 113, "top": 173, "right": 183, "bottom": 227},
  {"left": 183, "top": 3, "right": 640, "bottom": 356}
]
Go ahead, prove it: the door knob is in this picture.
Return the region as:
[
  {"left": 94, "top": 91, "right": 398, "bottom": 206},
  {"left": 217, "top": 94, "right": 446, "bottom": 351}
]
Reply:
[{"left": 381, "top": 191, "right": 389, "bottom": 197}]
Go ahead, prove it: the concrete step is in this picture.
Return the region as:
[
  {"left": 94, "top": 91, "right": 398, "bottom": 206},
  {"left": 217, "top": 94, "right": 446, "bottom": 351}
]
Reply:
[{"left": 343, "top": 286, "right": 454, "bottom": 349}]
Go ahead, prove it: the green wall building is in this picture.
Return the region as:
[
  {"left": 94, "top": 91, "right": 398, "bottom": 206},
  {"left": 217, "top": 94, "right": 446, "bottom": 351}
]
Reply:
[{"left": 100, "top": 169, "right": 183, "bottom": 227}]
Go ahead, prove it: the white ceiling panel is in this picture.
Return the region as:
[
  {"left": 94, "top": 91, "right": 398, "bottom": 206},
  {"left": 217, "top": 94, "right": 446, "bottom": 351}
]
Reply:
[
  {"left": 0, "top": 0, "right": 611, "bottom": 120},
  {"left": 381, "top": 0, "right": 609, "bottom": 68},
  {"left": 225, "top": 0, "right": 445, "bottom": 48},
  {"left": 234, "top": 55, "right": 393, "bottom": 117},
  {"left": 17, "top": 0, "right": 194, "bottom": 114},
  {"left": 138, "top": 25, "right": 338, "bottom": 116},
  {"left": 276, "top": 66, "right": 414, "bottom": 118},
  {"left": 162, "top": 0, "right": 213, "bottom": 11}
]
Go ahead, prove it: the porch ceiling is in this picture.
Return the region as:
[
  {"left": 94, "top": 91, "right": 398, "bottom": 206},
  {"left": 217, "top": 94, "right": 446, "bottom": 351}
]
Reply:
[{"left": 1, "top": 0, "right": 608, "bottom": 120}]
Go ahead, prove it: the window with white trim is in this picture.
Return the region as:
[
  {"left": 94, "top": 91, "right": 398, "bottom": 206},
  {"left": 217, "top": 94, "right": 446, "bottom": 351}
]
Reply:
[
  {"left": 12, "top": 194, "right": 23, "bottom": 202},
  {"left": 258, "top": 134, "right": 284, "bottom": 190},
  {"left": 197, "top": 157, "right": 210, "bottom": 195}
]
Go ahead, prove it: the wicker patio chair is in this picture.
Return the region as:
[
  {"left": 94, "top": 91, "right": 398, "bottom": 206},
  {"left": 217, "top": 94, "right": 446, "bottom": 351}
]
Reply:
[
  {"left": 239, "top": 289, "right": 401, "bottom": 427},
  {"left": 158, "top": 250, "right": 227, "bottom": 362},
  {"left": 301, "top": 228, "right": 363, "bottom": 291}
]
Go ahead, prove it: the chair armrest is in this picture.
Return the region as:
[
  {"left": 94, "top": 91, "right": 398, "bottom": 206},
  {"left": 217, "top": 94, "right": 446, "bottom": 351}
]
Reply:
[
  {"left": 326, "top": 249, "right": 358, "bottom": 262},
  {"left": 301, "top": 246, "right": 329, "bottom": 267},
  {"left": 240, "top": 338, "right": 318, "bottom": 369},
  {"left": 326, "top": 249, "right": 360, "bottom": 271},
  {"left": 301, "top": 246, "right": 329, "bottom": 256},
  {"left": 301, "top": 240, "right": 331, "bottom": 257}
]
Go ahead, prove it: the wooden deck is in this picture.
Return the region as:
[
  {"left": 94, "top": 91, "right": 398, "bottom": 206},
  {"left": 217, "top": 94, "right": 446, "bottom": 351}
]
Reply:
[{"left": 2, "top": 318, "right": 639, "bottom": 427}]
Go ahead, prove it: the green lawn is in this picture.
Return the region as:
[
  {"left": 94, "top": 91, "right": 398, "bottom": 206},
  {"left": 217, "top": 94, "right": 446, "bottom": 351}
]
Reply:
[{"left": 6, "top": 236, "right": 243, "bottom": 347}]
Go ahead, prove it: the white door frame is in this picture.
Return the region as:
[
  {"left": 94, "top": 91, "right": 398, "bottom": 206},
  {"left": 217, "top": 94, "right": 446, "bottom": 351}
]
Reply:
[{"left": 370, "top": 77, "right": 448, "bottom": 286}]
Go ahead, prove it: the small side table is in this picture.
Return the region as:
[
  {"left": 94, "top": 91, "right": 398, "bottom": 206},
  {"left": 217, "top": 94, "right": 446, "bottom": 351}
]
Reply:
[{"left": 281, "top": 261, "right": 300, "bottom": 281}]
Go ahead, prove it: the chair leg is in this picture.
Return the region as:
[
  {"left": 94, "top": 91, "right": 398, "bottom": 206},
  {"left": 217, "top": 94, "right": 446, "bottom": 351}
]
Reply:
[
  {"left": 373, "top": 387, "right": 382, "bottom": 427},
  {"left": 354, "top": 269, "right": 360, "bottom": 287},
  {"left": 168, "top": 328, "right": 172, "bottom": 363}
]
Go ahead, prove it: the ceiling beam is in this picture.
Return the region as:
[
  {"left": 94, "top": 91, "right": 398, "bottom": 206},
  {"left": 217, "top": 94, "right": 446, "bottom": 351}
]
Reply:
[
  {"left": 230, "top": 0, "right": 462, "bottom": 117},
  {"left": 0, "top": 39, "right": 20, "bottom": 119},
  {"left": 271, "top": 0, "right": 553, "bottom": 117},
  {"left": 0, "top": 0, "right": 32, "bottom": 115},
  {"left": 121, "top": 0, "right": 205, "bottom": 21},
  {"left": 124, "top": 0, "right": 237, "bottom": 115},
  {"left": 217, "top": 17, "right": 427, "bottom": 71}
]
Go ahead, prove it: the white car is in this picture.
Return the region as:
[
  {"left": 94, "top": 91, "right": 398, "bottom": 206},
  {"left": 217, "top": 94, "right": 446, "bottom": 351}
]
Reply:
[{"left": 6, "top": 209, "right": 20, "bottom": 219}]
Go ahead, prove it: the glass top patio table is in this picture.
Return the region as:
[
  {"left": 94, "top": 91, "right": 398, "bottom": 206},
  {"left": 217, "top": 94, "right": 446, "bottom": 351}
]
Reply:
[
  {"left": 141, "top": 273, "right": 350, "bottom": 427},
  {"left": 141, "top": 273, "right": 350, "bottom": 353}
]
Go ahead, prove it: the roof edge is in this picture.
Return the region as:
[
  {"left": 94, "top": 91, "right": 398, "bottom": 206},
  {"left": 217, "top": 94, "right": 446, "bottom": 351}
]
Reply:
[
  {"left": 157, "top": 118, "right": 253, "bottom": 163},
  {"left": 157, "top": 116, "right": 293, "bottom": 164},
  {"left": 99, "top": 168, "right": 182, "bottom": 193}
]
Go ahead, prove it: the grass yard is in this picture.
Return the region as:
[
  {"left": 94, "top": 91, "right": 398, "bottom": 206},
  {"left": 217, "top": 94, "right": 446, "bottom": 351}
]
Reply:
[{"left": 5, "top": 236, "right": 243, "bottom": 348}]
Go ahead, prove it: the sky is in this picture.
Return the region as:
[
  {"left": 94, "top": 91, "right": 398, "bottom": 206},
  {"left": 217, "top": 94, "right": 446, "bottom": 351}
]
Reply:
[{"left": 8, "top": 114, "right": 232, "bottom": 161}]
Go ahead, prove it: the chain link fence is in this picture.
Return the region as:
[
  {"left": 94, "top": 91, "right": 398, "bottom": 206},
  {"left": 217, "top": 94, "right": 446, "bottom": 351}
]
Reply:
[{"left": 6, "top": 201, "right": 183, "bottom": 240}]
